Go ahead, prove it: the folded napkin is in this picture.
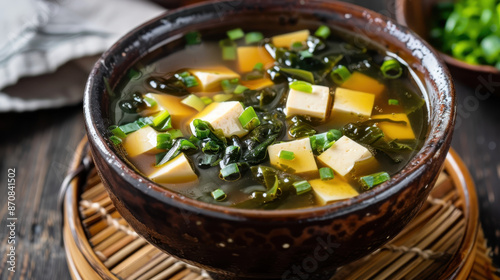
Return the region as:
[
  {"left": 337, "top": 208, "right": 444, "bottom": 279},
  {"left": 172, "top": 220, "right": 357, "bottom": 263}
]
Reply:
[{"left": 0, "top": 0, "right": 166, "bottom": 112}]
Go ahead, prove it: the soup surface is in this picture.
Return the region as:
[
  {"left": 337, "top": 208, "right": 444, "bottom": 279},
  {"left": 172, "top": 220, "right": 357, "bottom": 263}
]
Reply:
[{"left": 109, "top": 26, "right": 428, "bottom": 210}]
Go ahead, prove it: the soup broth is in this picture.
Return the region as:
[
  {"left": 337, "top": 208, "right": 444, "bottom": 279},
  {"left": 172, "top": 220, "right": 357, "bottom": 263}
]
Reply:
[{"left": 109, "top": 26, "right": 428, "bottom": 210}]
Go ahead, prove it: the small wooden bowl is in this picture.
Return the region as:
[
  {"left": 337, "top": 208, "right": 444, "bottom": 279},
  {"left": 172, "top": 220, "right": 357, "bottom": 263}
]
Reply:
[{"left": 395, "top": 0, "right": 500, "bottom": 87}]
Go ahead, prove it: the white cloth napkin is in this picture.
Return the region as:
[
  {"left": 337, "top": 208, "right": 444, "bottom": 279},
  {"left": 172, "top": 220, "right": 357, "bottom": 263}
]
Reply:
[{"left": 0, "top": 0, "right": 166, "bottom": 112}]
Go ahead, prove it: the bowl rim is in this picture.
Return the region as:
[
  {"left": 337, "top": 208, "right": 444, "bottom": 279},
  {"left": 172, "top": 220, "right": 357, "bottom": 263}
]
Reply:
[
  {"left": 84, "top": 0, "right": 456, "bottom": 220},
  {"left": 394, "top": 0, "right": 500, "bottom": 75}
]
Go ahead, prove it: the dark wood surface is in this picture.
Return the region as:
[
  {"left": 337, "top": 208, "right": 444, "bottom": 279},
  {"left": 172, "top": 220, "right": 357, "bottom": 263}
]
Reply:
[{"left": 0, "top": 1, "right": 498, "bottom": 279}]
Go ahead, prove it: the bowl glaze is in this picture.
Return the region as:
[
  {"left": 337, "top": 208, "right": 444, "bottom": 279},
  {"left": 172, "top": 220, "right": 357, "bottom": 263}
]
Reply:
[
  {"left": 395, "top": 0, "right": 500, "bottom": 87},
  {"left": 84, "top": 1, "right": 455, "bottom": 279}
]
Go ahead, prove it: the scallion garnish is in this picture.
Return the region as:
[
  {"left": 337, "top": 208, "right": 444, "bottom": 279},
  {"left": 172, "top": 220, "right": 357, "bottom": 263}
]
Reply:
[
  {"left": 233, "top": 85, "right": 248, "bottom": 94},
  {"left": 245, "top": 32, "right": 264, "bottom": 44},
  {"left": 185, "top": 31, "right": 202, "bottom": 45},
  {"left": 181, "top": 94, "right": 206, "bottom": 112},
  {"left": 202, "top": 141, "right": 221, "bottom": 154},
  {"left": 314, "top": 25, "right": 331, "bottom": 39},
  {"left": 220, "top": 39, "right": 237, "bottom": 60},
  {"left": 299, "top": 50, "right": 313, "bottom": 58},
  {"left": 152, "top": 110, "right": 171, "bottom": 129},
  {"left": 211, "top": 188, "right": 227, "bottom": 201},
  {"left": 238, "top": 106, "right": 261, "bottom": 130},
  {"left": 253, "top": 62, "right": 264, "bottom": 71},
  {"left": 279, "top": 150, "right": 295, "bottom": 160},
  {"left": 388, "top": 99, "right": 399, "bottom": 106},
  {"left": 227, "top": 28, "right": 245, "bottom": 40},
  {"left": 193, "top": 119, "right": 211, "bottom": 138},
  {"left": 221, "top": 78, "right": 240, "bottom": 94},
  {"left": 110, "top": 126, "right": 126, "bottom": 139},
  {"left": 289, "top": 81, "right": 313, "bottom": 93},
  {"left": 201, "top": 96, "right": 213, "bottom": 105},
  {"left": 330, "top": 65, "right": 351, "bottom": 85},
  {"left": 119, "top": 122, "right": 141, "bottom": 134},
  {"left": 175, "top": 71, "right": 199, "bottom": 88},
  {"left": 293, "top": 180, "right": 312, "bottom": 195},
  {"left": 213, "top": 93, "right": 233, "bottom": 102},
  {"left": 169, "top": 129, "right": 183, "bottom": 139},
  {"left": 142, "top": 97, "right": 157, "bottom": 107},
  {"left": 110, "top": 136, "right": 122, "bottom": 145},
  {"left": 381, "top": 59, "right": 403, "bottom": 79},
  {"left": 309, "top": 129, "right": 342, "bottom": 155},
  {"left": 360, "top": 172, "right": 390, "bottom": 190},
  {"left": 319, "top": 167, "right": 334, "bottom": 181},
  {"left": 136, "top": 117, "right": 153, "bottom": 128},
  {"left": 220, "top": 163, "right": 240, "bottom": 180},
  {"left": 157, "top": 133, "right": 173, "bottom": 150}
]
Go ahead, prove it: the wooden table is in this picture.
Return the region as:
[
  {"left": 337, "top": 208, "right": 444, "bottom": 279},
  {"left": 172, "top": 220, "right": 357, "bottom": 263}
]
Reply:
[{"left": 0, "top": 1, "right": 498, "bottom": 279}]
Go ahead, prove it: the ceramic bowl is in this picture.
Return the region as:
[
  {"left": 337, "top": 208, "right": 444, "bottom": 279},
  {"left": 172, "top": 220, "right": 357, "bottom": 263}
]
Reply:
[
  {"left": 395, "top": 0, "right": 500, "bottom": 87},
  {"left": 84, "top": 1, "right": 455, "bottom": 279}
]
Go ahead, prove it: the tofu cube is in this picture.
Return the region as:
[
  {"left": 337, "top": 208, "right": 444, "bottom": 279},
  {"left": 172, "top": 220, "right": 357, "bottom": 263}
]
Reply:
[
  {"left": 285, "top": 85, "right": 331, "bottom": 119},
  {"left": 267, "top": 138, "right": 318, "bottom": 175},
  {"left": 237, "top": 46, "right": 275, "bottom": 72},
  {"left": 190, "top": 101, "right": 248, "bottom": 138},
  {"left": 240, "top": 78, "right": 275, "bottom": 90},
  {"left": 142, "top": 93, "right": 197, "bottom": 128},
  {"left": 331, "top": 87, "right": 375, "bottom": 124},
  {"left": 122, "top": 126, "right": 159, "bottom": 157},
  {"left": 372, "top": 113, "right": 415, "bottom": 140},
  {"left": 272, "top": 30, "right": 310, "bottom": 48},
  {"left": 341, "top": 71, "right": 386, "bottom": 96},
  {"left": 189, "top": 66, "right": 240, "bottom": 92},
  {"left": 310, "top": 177, "right": 359, "bottom": 205},
  {"left": 148, "top": 153, "right": 198, "bottom": 184},
  {"left": 317, "top": 136, "right": 373, "bottom": 176}
]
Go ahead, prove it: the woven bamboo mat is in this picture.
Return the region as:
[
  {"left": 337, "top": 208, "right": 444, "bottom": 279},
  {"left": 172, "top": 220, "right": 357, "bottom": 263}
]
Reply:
[{"left": 63, "top": 141, "right": 499, "bottom": 279}]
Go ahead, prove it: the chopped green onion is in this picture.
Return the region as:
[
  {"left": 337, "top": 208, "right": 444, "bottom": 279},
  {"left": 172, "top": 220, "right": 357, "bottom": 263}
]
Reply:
[
  {"left": 299, "top": 50, "right": 313, "bottom": 58},
  {"left": 213, "top": 93, "right": 233, "bottom": 102},
  {"left": 110, "top": 136, "right": 122, "bottom": 145},
  {"left": 110, "top": 126, "right": 126, "bottom": 139},
  {"left": 280, "top": 67, "right": 315, "bottom": 84},
  {"left": 221, "top": 78, "right": 240, "bottom": 94},
  {"left": 293, "top": 180, "right": 312, "bottom": 195},
  {"left": 314, "top": 25, "right": 331, "bottom": 39},
  {"left": 157, "top": 133, "right": 173, "bottom": 149},
  {"left": 227, "top": 28, "right": 245, "bottom": 40},
  {"left": 238, "top": 106, "right": 261, "bottom": 130},
  {"left": 289, "top": 81, "right": 313, "bottom": 93},
  {"left": 181, "top": 94, "right": 206, "bottom": 112},
  {"left": 319, "top": 167, "right": 334, "bottom": 181},
  {"left": 330, "top": 65, "right": 351, "bottom": 85},
  {"left": 201, "top": 96, "right": 213, "bottom": 105},
  {"left": 388, "top": 99, "right": 399, "bottom": 106},
  {"left": 185, "top": 31, "right": 202, "bottom": 45},
  {"left": 381, "top": 59, "right": 403, "bottom": 79},
  {"left": 291, "top": 41, "right": 306, "bottom": 51},
  {"left": 220, "top": 163, "right": 240, "bottom": 179},
  {"left": 169, "top": 129, "right": 183, "bottom": 139},
  {"left": 220, "top": 39, "right": 237, "bottom": 60},
  {"left": 202, "top": 140, "right": 221, "bottom": 153},
  {"left": 143, "top": 97, "right": 157, "bottom": 107},
  {"left": 192, "top": 119, "right": 211, "bottom": 138},
  {"left": 152, "top": 110, "right": 170, "bottom": 127},
  {"left": 279, "top": 150, "right": 295, "bottom": 160},
  {"left": 233, "top": 85, "right": 248, "bottom": 94},
  {"left": 119, "top": 122, "right": 141, "bottom": 134},
  {"left": 245, "top": 32, "right": 264, "bottom": 44},
  {"left": 211, "top": 189, "right": 227, "bottom": 201},
  {"left": 156, "top": 139, "right": 198, "bottom": 166},
  {"left": 360, "top": 172, "right": 390, "bottom": 190},
  {"left": 136, "top": 117, "right": 153, "bottom": 128},
  {"left": 175, "top": 71, "right": 199, "bottom": 88},
  {"left": 253, "top": 62, "right": 264, "bottom": 71},
  {"left": 309, "top": 129, "right": 342, "bottom": 155}
]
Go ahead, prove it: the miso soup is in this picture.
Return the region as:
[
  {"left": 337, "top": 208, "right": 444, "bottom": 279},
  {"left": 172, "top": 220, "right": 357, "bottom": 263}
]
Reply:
[{"left": 108, "top": 26, "right": 428, "bottom": 210}]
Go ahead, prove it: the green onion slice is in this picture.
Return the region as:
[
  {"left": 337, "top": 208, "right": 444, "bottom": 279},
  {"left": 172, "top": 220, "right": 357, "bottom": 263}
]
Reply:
[
  {"left": 319, "top": 167, "right": 334, "bottom": 181},
  {"left": 279, "top": 150, "right": 295, "bottom": 161},
  {"left": 200, "top": 96, "right": 213, "bottom": 105},
  {"left": 110, "top": 126, "right": 126, "bottom": 139},
  {"left": 211, "top": 189, "right": 227, "bottom": 201},
  {"left": 169, "top": 129, "right": 183, "bottom": 139},
  {"left": 213, "top": 93, "right": 233, "bottom": 102},
  {"left": 293, "top": 180, "right": 312, "bottom": 195},
  {"left": 245, "top": 32, "right": 264, "bottom": 44},
  {"left": 185, "top": 31, "right": 202, "bottom": 45},
  {"left": 233, "top": 85, "right": 248, "bottom": 94},
  {"left": 253, "top": 62, "right": 264, "bottom": 71},
  {"left": 220, "top": 39, "right": 237, "bottom": 60},
  {"left": 119, "top": 122, "right": 141, "bottom": 135},
  {"left": 181, "top": 94, "right": 206, "bottom": 112},
  {"left": 220, "top": 163, "right": 240, "bottom": 180},
  {"left": 142, "top": 97, "right": 157, "bottom": 107},
  {"left": 110, "top": 136, "right": 122, "bottom": 145},
  {"left": 380, "top": 59, "right": 403, "bottom": 79},
  {"left": 289, "top": 81, "right": 313, "bottom": 93},
  {"left": 238, "top": 106, "right": 261, "bottom": 130},
  {"left": 157, "top": 133, "right": 173, "bottom": 150},
  {"left": 227, "top": 28, "right": 245, "bottom": 40},
  {"left": 330, "top": 65, "right": 351, "bottom": 85},
  {"left": 221, "top": 78, "right": 240, "bottom": 94},
  {"left": 388, "top": 99, "right": 399, "bottom": 106},
  {"left": 314, "top": 25, "right": 331, "bottom": 39},
  {"left": 152, "top": 110, "right": 170, "bottom": 127},
  {"left": 360, "top": 172, "right": 390, "bottom": 190}
]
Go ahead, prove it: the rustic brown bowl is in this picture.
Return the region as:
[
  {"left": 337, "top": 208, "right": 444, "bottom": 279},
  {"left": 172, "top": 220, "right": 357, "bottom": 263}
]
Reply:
[
  {"left": 395, "top": 0, "right": 500, "bottom": 87},
  {"left": 83, "top": 1, "right": 456, "bottom": 279}
]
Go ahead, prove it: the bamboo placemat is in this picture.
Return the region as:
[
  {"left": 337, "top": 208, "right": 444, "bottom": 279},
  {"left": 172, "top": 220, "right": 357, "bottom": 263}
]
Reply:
[{"left": 63, "top": 139, "right": 499, "bottom": 279}]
